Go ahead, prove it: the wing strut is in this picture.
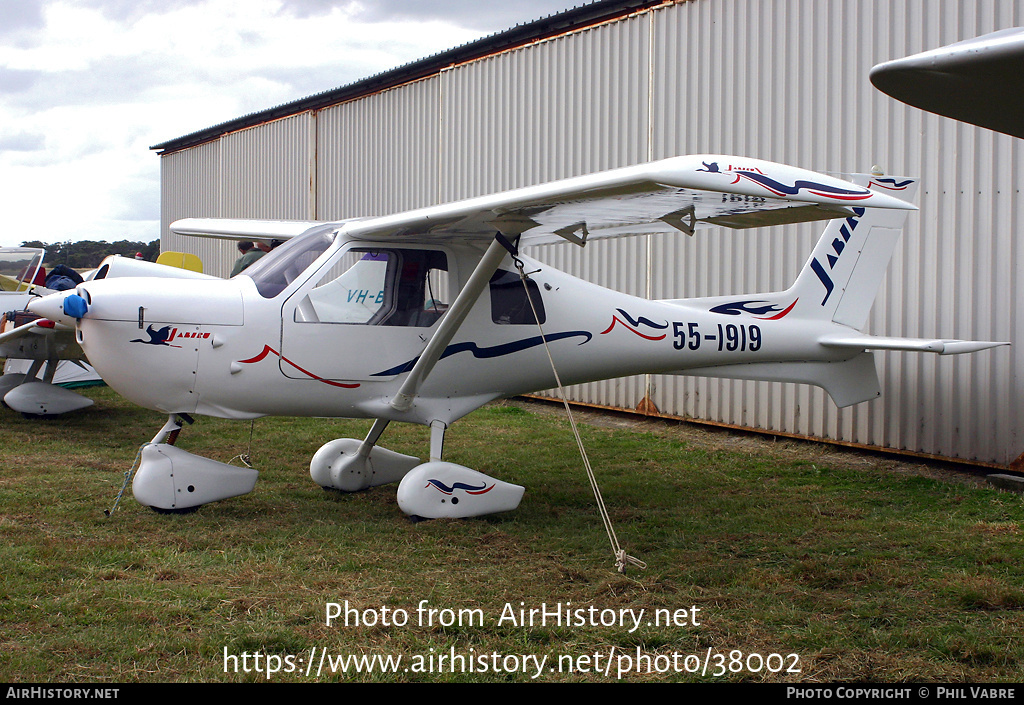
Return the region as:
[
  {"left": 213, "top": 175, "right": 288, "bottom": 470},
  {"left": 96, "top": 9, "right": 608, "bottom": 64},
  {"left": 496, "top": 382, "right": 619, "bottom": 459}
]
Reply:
[{"left": 389, "top": 235, "right": 511, "bottom": 412}]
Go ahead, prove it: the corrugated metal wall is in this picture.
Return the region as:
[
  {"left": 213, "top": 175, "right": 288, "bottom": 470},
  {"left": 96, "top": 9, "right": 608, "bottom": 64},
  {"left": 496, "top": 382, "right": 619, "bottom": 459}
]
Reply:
[
  {"left": 220, "top": 113, "right": 315, "bottom": 220},
  {"left": 317, "top": 77, "right": 441, "bottom": 217},
  {"left": 159, "top": 140, "right": 234, "bottom": 272},
  {"left": 439, "top": 11, "right": 655, "bottom": 412},
  {"left": 159, "top": 0, "right": 1024, "bottom": 466},
  {"left": 638, "top": 0, "right": 1022, "bottom": 464}
]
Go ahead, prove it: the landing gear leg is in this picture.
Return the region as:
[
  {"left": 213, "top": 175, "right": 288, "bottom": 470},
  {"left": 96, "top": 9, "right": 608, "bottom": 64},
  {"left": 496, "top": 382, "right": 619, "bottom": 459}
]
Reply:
[
  {"left": 41, "top": 358, "right": 57, "bottom": 384},
  {"left": 430, "top": 419, "right": 446, "bottom": 461},
  {"left": 310, "top": 419, "right": 421, "bottom": 492}
]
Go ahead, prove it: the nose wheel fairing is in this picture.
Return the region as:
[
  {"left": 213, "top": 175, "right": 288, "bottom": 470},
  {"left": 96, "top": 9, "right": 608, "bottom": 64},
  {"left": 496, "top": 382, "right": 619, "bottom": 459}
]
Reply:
[{"left": 133, "top": 443, "right": 258, "bottom": 511}]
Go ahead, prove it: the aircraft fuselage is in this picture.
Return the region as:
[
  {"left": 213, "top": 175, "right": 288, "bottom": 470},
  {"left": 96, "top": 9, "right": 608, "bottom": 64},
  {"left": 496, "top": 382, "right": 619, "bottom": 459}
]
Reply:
[{"left": 67, "top": 236, "right": 855, "bottom": 428}]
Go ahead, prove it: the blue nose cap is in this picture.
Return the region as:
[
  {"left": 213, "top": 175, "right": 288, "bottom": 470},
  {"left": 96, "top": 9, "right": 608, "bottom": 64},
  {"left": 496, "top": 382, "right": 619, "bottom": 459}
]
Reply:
[{"left": 63, "top": 294, "right": 89, "bottom": 320}]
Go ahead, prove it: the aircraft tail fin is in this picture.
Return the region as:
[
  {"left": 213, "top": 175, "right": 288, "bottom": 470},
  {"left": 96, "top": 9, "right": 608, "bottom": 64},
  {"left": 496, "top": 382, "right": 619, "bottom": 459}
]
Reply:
[
  {"left": 783, "top": 173, "right": 919, "bottom": 329},
  {"left": 663, "top": 173, "right": 1004, "bottom": 406},
  {"left": 670, "top": 173, "right": 920, "bottom": 330}
]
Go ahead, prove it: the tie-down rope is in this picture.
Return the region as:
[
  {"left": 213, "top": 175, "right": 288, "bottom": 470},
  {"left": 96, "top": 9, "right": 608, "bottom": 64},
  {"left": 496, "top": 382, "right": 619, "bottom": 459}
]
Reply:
[{"left": 508, "top": 248, "right": 645, "bottom": 574}]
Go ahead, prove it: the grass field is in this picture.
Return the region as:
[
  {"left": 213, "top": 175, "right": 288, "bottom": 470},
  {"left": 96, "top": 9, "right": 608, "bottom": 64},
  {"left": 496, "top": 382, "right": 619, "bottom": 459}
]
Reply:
[{"left": 2, "top": 385, "right": 1023, "bottom": 683}]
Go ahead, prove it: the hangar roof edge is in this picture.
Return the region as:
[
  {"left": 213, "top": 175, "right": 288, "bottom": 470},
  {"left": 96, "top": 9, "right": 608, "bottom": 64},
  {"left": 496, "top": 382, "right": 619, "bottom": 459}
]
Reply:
[{"left": 150, "top": 0, "right": 667, "bottom": 155}]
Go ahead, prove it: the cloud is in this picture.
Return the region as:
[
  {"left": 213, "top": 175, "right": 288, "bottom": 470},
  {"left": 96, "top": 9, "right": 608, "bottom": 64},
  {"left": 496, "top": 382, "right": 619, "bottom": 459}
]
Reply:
[
  {"left": 111, "top": 173, "right": 162, "bottom": 222},
  {"left": 345, "top": 0, "right": 585, "bottom": 31},
  {"left": 0, "top": 131, "right": 45, "bottom": 152},
  {"left": 76, "top": 0, "right": 208, "bottom": 24},
  {"left": 0, "top": 67, "right": 38, "bottom": 93},
  {"left": 0, "top": 0, "right": 46, "bottom": 38},
  {"left": 273, "top": 0, "right": 355, "bottom": 20},
  {"left": 0, "top": 0, "right": 585, "bottom": 247}
]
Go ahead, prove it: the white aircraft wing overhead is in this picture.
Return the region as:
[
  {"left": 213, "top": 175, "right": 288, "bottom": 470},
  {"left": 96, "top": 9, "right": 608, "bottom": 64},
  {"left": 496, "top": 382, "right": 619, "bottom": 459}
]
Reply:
[
  {"left": 340, "top": 155, "right": 916, "bottom": 246},
  {"left": 170, "top": 218, "right": 334, "bottom": 241}
]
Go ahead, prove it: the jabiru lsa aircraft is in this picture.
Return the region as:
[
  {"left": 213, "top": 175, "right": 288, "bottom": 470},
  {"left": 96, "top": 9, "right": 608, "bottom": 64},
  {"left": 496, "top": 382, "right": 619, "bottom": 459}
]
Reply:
[{"left": 28, "top": 155, "right": 1008, "bottom": 519}]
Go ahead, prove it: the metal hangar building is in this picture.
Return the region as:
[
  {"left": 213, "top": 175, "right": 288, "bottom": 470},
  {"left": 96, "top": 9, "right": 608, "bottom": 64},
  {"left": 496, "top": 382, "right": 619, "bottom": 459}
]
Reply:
[{"left": 152, "top": 0, "right": 1024, "bottom": 469}]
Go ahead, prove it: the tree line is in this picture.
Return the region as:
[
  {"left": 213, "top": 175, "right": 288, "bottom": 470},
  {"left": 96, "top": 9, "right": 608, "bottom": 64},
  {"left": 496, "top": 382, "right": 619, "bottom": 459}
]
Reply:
[{"left": 20, "top": 239, "right": 161, "bottom": 269}]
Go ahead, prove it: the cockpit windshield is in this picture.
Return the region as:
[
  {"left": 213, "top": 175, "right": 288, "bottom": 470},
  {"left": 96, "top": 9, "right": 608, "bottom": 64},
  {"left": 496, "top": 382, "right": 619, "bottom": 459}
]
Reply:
[
  {"left": 0, "top": 248, "right": 45, "bottom": 291},
  {"left": 242, "top": 227, "right": 337, "bottom": 298}
]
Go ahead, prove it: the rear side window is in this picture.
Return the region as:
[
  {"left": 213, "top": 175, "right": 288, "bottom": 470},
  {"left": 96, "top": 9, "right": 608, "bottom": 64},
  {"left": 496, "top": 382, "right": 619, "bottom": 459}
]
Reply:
[{"left": 490, "top": 269, "right": 544, "bottom": 325}]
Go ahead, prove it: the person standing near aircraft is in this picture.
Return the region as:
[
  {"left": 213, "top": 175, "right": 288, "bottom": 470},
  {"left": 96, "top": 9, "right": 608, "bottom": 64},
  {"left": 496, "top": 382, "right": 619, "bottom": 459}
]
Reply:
[
  {"left": 230, "top": 241, "right": 264, "bottom": 276},
  {"left": 254, "top": 239, "right": 283, "bottom": 254}
]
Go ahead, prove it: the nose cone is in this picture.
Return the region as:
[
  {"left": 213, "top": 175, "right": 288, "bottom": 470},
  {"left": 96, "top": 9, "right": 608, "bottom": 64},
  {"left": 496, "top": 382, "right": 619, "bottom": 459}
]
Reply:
[{"left": 27, "top": 290, "right": 88, "bottom": 327}]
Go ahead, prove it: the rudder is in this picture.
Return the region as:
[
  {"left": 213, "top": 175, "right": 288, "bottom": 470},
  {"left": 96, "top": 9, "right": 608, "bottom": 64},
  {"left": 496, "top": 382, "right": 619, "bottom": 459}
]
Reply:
[{"left": 785, "top": 174, "right": 918, "bottom": 329}]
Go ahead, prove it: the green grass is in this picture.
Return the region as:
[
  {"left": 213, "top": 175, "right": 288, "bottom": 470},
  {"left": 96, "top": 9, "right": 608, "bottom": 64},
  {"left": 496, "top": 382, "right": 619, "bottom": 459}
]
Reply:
[{"left": 2, "top": 386, "right": 1023, "bottom": 682}]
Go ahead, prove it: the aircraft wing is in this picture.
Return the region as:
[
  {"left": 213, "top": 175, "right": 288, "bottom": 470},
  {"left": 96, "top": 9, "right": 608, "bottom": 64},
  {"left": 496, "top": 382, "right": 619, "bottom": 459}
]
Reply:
[
  {"left": 171, "top": 218, "right": 330, "bottom": 241},
  {"left": 870, "top": 28, "right": 1024, "bottom": 139},
  {"left": 0, "top": 319, "right": 47, "bottom": 346},
  {"left": 339, "top": 154, "right": 916, "bottom": 246},
  {"left": 0, "top": 316, "right": 80, "bottom": 363},
  {"left": 171, "top": 155, "right": 916, "bottom": 249}
]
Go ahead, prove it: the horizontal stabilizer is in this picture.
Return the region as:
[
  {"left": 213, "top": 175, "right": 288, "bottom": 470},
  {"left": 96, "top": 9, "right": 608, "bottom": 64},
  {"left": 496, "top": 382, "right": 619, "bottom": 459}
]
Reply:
[
  {"left": 819, "top": 334, "right": 1009, "bottom": 356},
  {"left": 677, "top": 352, "right": 881, "bottom": 407}
]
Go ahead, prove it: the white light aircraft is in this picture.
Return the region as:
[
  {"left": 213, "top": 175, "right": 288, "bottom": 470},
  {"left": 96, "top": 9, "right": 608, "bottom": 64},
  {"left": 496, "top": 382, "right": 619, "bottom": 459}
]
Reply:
[
  {"left": 28, "top": 155, "right": 1008, "bottom": 518},
  {"left": 0, "top": 249, "right": 207, "bottom": 416}
]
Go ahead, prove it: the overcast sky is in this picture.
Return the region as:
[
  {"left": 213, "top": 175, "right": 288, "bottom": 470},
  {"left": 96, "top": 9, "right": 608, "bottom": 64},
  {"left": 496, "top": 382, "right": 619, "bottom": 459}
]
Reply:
[{"left": 0, "top": 0, "right": 588, "bottom": 249}]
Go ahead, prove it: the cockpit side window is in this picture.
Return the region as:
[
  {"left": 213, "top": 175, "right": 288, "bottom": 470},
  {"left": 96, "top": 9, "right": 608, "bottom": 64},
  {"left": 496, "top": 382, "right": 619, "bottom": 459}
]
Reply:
[
  {"left": 0, "top": 249, "right": 45, "bottom": 291},
  {"left": 381, "top": 249, "right": 448, "bottom": 327},
  {"left": 293, "top": 247, "right": 449, "bottom": 327}
]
